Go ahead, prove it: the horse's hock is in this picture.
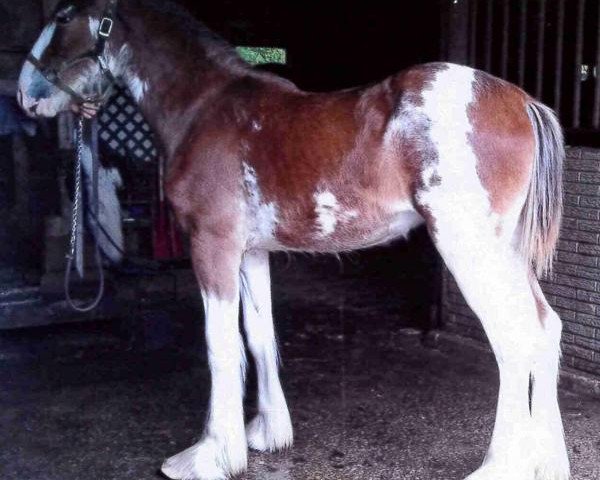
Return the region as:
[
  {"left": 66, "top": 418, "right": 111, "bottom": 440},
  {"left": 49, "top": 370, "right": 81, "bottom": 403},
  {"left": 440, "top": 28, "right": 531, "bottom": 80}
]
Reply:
[{"left": 442, "top": 146, "right": 600, "bottom": 386}]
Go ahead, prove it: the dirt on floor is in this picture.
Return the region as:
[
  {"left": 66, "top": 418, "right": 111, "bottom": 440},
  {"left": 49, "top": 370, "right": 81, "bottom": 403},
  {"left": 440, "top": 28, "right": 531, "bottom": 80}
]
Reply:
[{"left": 0, "top": 252, "right": 599, "bottom": 480}]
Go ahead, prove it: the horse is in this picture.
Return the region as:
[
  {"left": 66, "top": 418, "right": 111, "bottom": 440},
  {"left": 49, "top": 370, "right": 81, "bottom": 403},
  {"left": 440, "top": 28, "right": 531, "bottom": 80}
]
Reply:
[{"left": 17, "top": 1, "right": 569, "bottom": 479}]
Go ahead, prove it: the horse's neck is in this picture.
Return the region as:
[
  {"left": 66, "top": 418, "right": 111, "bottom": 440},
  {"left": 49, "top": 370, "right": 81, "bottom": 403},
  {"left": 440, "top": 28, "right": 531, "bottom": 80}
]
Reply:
[{"left": 111, "top": 7, "right": 250, "bottom": 159}]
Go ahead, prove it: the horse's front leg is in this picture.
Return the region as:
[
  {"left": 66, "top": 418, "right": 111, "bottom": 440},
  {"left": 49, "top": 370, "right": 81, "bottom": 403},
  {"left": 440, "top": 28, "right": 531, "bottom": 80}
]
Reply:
[
  {"left": 162, "top": 231, "right": 247, "bottom": 480},
  {"left": 240, "top": 250, "right": 293, "bottom": 452}
]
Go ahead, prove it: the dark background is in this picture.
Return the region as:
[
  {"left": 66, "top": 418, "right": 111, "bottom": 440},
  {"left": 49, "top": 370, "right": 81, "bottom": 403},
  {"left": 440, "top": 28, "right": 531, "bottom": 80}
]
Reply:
[{"left": 179, "top": 0, "right": 442, "bottom": 91}]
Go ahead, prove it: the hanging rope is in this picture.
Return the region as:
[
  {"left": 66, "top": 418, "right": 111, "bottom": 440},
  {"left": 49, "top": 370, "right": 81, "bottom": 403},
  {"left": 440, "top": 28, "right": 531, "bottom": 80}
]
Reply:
[{"left": 64, "top": 116, "right": 105, "bottom": 312}]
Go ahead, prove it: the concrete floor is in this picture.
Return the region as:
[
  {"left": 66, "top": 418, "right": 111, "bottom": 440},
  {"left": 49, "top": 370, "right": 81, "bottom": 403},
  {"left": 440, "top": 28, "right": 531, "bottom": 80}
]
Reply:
[{"left": 1, "top": 254, "right": 599, "bottom": 480}]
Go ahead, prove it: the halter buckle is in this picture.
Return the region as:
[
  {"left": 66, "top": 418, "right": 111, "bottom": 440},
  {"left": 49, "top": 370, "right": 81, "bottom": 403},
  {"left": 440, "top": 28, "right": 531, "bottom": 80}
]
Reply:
[{"left": 98, "top": 17, "right": 114, "bottom": 38}]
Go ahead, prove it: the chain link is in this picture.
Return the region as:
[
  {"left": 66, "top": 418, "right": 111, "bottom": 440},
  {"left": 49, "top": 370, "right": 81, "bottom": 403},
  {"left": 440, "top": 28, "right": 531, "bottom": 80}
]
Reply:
[
  {"left": 68, "top": 116, "right": 84, "bottom": 259},
  {"left": 65, "top": 116, "right": 105, "bottom": 312}
]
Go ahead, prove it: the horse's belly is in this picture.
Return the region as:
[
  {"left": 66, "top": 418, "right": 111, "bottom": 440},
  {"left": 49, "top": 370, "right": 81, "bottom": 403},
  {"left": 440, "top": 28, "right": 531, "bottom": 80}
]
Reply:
[
  {"left": 352, "top": 210, "right": 425, "bottom": 249},
  {"left": 247, "top": 199, "right": 424, "bottom": 253}
]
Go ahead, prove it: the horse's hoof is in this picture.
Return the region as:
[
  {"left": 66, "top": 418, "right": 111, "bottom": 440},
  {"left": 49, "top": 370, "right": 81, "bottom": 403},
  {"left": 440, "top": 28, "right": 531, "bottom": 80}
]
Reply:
[
  {"left": 534, "top": 459, "right": 570, "bottom": 480},
  {"left": 464, "top": 462, "right": 533, "bottom": 480},
  {"left": 162, "top": 437, "right": 246, "bottom": 480},
  {"left": 246, "top": 411, "right": 293, "bottom": 452}
]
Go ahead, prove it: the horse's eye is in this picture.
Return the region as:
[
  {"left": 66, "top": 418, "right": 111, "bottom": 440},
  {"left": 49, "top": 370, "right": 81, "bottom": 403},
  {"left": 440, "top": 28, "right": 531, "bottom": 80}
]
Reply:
[{"left": 56, "top": 6, "right": 75, "bottom": 25}]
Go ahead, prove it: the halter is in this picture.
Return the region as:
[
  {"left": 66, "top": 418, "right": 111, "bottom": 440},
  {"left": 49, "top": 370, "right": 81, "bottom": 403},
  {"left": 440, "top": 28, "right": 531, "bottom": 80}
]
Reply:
[{"left": 26, "top": 0, "right": 119, "bottom": 105}]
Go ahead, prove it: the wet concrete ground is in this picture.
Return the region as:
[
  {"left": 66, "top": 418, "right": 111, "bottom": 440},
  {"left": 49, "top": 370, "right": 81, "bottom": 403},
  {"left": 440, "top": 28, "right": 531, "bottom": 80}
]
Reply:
[{"left": 1, "top": 252, "right": 599, "bottom": 480}]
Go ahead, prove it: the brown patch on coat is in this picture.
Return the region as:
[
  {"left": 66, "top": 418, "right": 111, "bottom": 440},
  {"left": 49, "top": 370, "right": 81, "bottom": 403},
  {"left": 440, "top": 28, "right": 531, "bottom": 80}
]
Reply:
[{"left": 468, "top": 71, "right": 535, "bottom": 215}]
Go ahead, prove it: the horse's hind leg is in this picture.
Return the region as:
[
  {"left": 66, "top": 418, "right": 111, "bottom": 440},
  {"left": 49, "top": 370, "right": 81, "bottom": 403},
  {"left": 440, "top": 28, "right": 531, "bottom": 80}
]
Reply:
[
  {"left": 530, "top": 278, "right": 570, "bottom": 479},
  {"left": 162, "top": 231, "right": 247, "bottom": 480},
  {"left": 430, "top": 212, "right": 568, "bottom": 480},
  {"left": 240, "top": 250, "right": 293, "bottom": 452}
]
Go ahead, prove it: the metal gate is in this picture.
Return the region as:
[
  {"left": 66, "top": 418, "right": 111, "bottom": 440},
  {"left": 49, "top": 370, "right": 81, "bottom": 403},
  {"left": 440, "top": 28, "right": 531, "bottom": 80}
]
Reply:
[{"left": 442, "top": 0, "right": 600, "bottom": 135}]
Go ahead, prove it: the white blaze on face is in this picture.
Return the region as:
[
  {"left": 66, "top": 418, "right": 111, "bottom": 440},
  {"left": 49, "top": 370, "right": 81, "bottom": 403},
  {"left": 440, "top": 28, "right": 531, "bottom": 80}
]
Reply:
[
  {"left": 32, "top": 23, "right": 56, "bottom": 58},
  {"left": 18, "top": 22, "right": 56, "bottom": 96}
]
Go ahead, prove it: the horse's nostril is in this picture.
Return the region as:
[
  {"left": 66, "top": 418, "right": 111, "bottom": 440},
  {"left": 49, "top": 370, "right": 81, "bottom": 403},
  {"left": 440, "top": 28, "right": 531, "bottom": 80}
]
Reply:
[{"left": 29, "top": 102, "right": 39, "bottom": 115}]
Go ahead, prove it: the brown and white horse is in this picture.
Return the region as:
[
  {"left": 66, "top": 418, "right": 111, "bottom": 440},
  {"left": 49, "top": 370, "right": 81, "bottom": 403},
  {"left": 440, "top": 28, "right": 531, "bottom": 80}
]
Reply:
[{"left": 18, "top": 1, "right": 569, "bottom": 479}]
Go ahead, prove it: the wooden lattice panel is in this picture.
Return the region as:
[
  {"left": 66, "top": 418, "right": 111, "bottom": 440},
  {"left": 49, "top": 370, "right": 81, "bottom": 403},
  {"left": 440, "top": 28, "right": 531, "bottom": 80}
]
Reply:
[{"left": 98, "top": 84, "right": 158, "bottom": 163}]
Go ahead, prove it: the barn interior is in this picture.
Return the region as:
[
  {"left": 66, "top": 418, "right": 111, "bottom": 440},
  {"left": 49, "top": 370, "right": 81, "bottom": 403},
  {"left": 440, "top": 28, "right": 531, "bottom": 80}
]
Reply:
[{"left": 1, "top": 1, "right": 600, "bottom": 479}]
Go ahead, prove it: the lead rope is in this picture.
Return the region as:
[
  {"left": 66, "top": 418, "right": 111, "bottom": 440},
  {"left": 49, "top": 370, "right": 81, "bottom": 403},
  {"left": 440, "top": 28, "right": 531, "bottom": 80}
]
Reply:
[{"left": 65, "top": 116, "right": 105, "bottom": 312}]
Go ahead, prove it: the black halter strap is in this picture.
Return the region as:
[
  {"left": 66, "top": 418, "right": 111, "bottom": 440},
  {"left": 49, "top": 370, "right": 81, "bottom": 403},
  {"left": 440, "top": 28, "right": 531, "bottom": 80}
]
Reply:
[{"left": 27, "top": 0, "right": 119, "bottom": 105}]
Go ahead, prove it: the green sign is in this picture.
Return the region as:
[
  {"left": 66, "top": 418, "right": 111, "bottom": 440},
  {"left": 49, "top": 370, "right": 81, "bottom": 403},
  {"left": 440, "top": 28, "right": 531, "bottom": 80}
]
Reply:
[{"left": 236, "top": 47, "right": 287, "bottom": 66}]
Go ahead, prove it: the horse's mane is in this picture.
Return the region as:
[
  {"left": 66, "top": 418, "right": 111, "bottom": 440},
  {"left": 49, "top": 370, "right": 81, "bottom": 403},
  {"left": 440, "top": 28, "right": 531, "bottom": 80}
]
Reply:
[
  {"left": 126, "top": 0, "right": 246, "bottom": 69},
  {"left": 126, "top": 0, "right": 296, "bottom": 87}
]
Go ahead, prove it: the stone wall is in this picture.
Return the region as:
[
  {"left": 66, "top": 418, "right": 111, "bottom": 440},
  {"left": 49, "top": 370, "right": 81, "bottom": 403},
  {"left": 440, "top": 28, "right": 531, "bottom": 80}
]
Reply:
[{"left": 442, "top": 146, "right": 600, "bottom": 378}]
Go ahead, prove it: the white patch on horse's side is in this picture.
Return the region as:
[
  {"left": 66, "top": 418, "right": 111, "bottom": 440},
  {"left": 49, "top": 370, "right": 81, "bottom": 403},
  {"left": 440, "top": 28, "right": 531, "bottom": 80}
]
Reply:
[
  {"left": 354, "top": 199, "right": 422, "bottom": 248},
  {"left": 314, "top": 190, "right": 339, "bottom": 236},
  {"left": 313, "top": 190, "right": 364, "bottom": 239},
  {"left": 386, "top": 200, "right": 423, "bottom": 240},
  {"left": 88, "top": 17, "right": 100, "bottom": 40},
  {"left": 242, "top": 163, "right": 279, "bottom": 248},
  {"left": 384, "top": 106, "right": 415, "bottom": 146},
  {"left": 387, "top": 199, "right": 414, "bottom": 214},
  {"left": 416, "top": 64, "right": 494, "bottom": 239}
]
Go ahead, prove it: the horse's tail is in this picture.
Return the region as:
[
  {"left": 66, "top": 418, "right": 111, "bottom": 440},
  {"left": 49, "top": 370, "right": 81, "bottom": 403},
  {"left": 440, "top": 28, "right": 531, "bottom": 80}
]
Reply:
[{"left": 520, "top": 101, "right": 564, "bottom": 278}]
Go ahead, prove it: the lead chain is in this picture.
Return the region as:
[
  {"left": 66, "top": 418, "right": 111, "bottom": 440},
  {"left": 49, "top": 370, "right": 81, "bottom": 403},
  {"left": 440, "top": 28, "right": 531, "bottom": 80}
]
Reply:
[{"left": 68, "top": 116, "right": 84, "bottom": 260}]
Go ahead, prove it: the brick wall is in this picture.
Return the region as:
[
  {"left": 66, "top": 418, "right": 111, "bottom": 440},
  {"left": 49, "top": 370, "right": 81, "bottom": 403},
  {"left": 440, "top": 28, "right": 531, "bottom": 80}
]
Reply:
[{"left": 442, "top": 146, "right": 600, "bottom": 378}]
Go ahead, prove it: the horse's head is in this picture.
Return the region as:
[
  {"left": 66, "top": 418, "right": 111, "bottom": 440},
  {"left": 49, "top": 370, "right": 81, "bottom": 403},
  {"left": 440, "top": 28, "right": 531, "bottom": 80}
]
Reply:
[{"left": 18, "top": 0, "right": 119, "bottom": 118}]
